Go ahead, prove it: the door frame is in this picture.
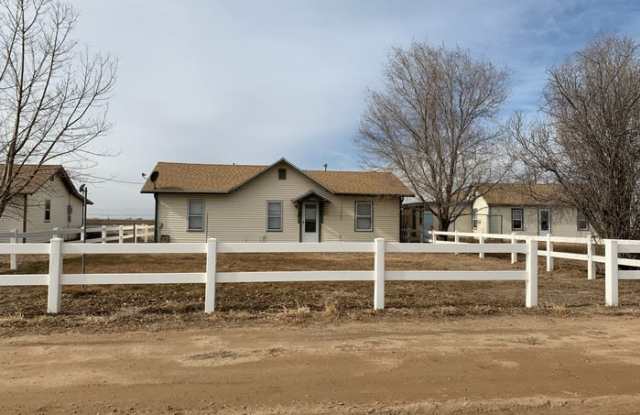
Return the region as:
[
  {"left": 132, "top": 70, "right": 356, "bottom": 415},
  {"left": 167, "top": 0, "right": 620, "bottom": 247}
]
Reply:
[
  {"left": 301, "top": 201, "right": 320, "bottom": 242},
  {"left": 539, "top": 207, "right": 551, "bottom": 234}
]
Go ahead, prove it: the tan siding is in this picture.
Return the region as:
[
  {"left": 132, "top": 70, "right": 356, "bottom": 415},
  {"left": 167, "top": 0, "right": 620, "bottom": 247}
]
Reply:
[
  {"left": 24, "top": 176, "right": 84, "bottom": 241},
  {"left": 483, "top": 205, "right": 590, "bottom": 238},
  {"left": 157, "top": 162, "right": 401, "bottom": 243},
  {"left": 0, "top": 199, "right": 24, "bottom": 242}
]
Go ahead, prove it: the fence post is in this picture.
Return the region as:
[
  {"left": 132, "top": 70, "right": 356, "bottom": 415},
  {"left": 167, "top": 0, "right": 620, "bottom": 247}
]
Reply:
[
  {"left": 118, "top": 225, "right": 124, "bottom": 244},
  {"left": 546, "top": 233, "right": 554, "bottom": 272},
  {"left": 101, "top": 225, "right": 107, "bottom": 244},
  {"left": 144, "top": 225, "right": 149, "bottom": 243},
  {"left": 47, "top": 237, "right": 63, "bottom": 314},
  {"left": 432, "top": 231, "right": 437, "bottom": 244},
  {"left": 52, "top": 227, "right": 60, "bottom": 239},
  {"left": 605, "top": 239, "right": 618, "bottom": 306},
  {"left": 478, "top": 235, "right": 485, "bottom": 259},
  {"left": 525, "top": 238, "right": 538, "bottom": 308},
  {"left": 511, "top": 232, "right": 517, "bottom": 264},
  {"left": 587, "top": 234, "right": 595, "bottom": 280},
  {"left": 80, "top": 226, "right": 86, "bottom": 243},
  {"left": 373, "top": 238, "right": 385, "bottom": 310},
  {"left": 454, "top": 231, "right": 459, "bottom": 255},
  {"left": 9, "top": 229, "right": 17, "bottom": 271},
  {"left": 204, "top": 238, "right": 217, "bottom": 313}
]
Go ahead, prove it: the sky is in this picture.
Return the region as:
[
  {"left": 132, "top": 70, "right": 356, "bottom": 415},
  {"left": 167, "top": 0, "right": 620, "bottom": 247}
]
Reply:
[{"left": 67, "top": 0, "right": 640, "bottom": 218}]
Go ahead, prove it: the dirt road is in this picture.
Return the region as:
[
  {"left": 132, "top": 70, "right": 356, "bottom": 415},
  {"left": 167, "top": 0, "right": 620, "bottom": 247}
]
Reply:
[{"left": 2, "top": 315, "right": 640, "bottom": 414}]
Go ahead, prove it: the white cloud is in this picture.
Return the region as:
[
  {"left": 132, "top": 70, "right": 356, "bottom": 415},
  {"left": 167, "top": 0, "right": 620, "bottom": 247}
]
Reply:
[{"left": 66, "top": 0, "right": 638, "bottom": 217}]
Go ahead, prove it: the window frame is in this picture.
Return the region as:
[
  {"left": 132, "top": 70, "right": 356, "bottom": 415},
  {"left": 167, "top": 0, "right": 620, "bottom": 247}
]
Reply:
[
  {"left": 266, "top": 200, "right": 283, "bottom": 232},
  {"left": 278, "top": 168, "right": 287, "bottom": 180},
  {"left": 511, "top": 207, "right": 524, "bottom": 231},
  {"left": 577, "top": 210, "right": 589, "bottom": 231},
  {"left": 187, "top": 199, "right": 205, "bottom": 232},
  {"left": 354, "top": 200, "right": 374, "bottom": 232},
  {"left": 44, "top": 199, "right": 51, "bottom": 223},
  {"left": 67, "top": 204, "right": 73, "bottom": 224}
]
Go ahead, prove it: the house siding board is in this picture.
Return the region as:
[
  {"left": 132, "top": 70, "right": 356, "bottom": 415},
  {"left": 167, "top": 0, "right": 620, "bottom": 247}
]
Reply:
[
  {"left": 0, "top": 203, "right": 24, "bottom": 242},
  {"left": 483, "top": 205, "right": 590, "bottom": 238},
  {"left": 157, "top": 164, "right": 401, "bottom": 242},
  {"left": 24, "top": 175, "right": 83, "bottom": 241}
]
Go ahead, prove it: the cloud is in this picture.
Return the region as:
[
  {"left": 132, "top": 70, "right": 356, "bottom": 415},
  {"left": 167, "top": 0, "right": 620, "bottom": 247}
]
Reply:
[{"left": 67, "top": 0, "right": 640, "bottom": 218}]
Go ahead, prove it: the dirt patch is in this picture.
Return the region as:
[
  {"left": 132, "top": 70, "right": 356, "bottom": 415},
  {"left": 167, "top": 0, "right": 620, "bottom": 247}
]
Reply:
[{"left": 2, "top": 316, "right": 640, "bottom": 414}]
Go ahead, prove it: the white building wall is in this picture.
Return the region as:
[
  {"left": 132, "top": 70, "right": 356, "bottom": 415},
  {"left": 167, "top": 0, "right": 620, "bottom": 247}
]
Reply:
[{"left": 156, "top": 163, "right": 402, "bottom": 243}]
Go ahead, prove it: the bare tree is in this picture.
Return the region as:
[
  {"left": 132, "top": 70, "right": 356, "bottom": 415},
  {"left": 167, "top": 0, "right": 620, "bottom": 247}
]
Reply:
[
  {"left": 0, "top": 0, "right": 116, "bottom": 217},
  {"left": 357, "top": 42, "right": 511, "bottom": 231},
  {"left": 511, "top": 35, "right": 640, "bottom": 239}
]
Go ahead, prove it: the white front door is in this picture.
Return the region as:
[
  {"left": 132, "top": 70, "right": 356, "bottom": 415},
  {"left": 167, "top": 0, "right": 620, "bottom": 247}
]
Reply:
[
  {"left": 302, "top": 202, "right": 319, "bottom": 242},
  {"left": 539, "top": 208, "right": 551, "bottom": 235}
]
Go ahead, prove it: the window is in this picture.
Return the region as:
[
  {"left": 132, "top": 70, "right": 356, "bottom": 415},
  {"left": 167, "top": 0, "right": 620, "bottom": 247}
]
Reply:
[
  {"left": 355, "top": 201, "right": 373, "bottom": 232},
  {"left": 472, "top": 209, "right": 479, "bottom": 230},
  {"left": 278, "top": 168, "right": 287, "bottom": 180},
  {"left": 267, "top": 201, "right": 283, "bottom": 231},
  {"left": 577, "top": 210, "right": 589, "bottom": 231},
  {"left": 187, "top": 199, "right": 204, "bottom": 231},
  {"left": 44, "top": 200, "right": 51, "bottom": 222},
  {"left": 511, "top": 208, "right": 523, "bottom": 231},
  {"left": 67, "top": 205, "right": 73, "bottom": 224}
]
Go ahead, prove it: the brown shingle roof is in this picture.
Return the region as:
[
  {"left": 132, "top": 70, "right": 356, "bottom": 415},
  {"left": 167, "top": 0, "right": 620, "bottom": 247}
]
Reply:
[
  {"left": 480, "top": 183, "right": 567, "bottom": 206},
  {"left": 2, "top": 164, "right": 90, "bottom": 204},
  {"left": 140, "top": 159, "right": 413, "bottom": 197}
]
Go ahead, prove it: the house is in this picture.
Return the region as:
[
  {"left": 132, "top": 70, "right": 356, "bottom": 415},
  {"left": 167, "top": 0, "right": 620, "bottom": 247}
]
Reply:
[
  {"left": 401, "top": 199, "right": 472, "bottom": 242},
  {"left": 141, "top": 158, "right": 413, "bottom": 243},
  {"left": 471, "top": 184, "right": 590, "bottom": 237},
  {"left": 401, "top": 183, "right": 591, "bottom": 240},
  {"left": 0, "top": 165, "right": 91, "bottom": 241}
]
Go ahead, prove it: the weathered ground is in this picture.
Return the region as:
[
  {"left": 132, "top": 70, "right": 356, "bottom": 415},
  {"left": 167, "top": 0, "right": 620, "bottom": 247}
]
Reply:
[
  {"left": 2, "top": 316, "right": 640, "bottom": 414},
  {"left": 1, "top": 249, "right": 640, "bottom": 336},
  {"left": 2, "top": 249, "right": 640, "bottom": 413}
]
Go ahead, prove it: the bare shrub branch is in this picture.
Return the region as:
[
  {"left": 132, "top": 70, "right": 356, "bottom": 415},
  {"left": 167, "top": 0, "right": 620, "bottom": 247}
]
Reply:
[
  {"left": 0, "top": 0, "right": 116, "bottom": 217},
  {"left": 356, "top": 42, "right": 512, "bottom": 231},
  {"left": 511, "top": 35, "right": 640, "bottom": 239}
]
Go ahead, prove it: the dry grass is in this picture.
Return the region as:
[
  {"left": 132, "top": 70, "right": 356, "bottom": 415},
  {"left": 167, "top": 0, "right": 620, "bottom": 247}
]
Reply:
[{"left": 1, "top": 248, "right": 640, "bottom": 336}]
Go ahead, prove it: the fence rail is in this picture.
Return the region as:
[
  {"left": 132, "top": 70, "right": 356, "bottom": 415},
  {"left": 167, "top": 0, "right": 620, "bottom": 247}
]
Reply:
[
  {"left": 430, "top": 230, "right": 607, "bottom": 279},
  {"left": 0, "top": 237, "right": 538, "bottom": 314},
  {"left": 3, "top": 224, "right": 153, "bottom": 271}
]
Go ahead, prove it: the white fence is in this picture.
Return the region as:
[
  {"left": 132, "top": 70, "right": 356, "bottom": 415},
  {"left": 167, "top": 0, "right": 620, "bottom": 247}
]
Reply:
[
  {"left": 2, "top": 224, "right": 153, "bottom": 271},
  {"left": 604, "top": 239, "right": 640, "bottom": 306},
  {"left": 0, "top": 237, "right": 538, "bottom": 314},
  {"left": 431, "top": 230, "right": 640, "bottom": 306},
  {"left": 431, "top": 230, "right": 601, "bottom": 279}
]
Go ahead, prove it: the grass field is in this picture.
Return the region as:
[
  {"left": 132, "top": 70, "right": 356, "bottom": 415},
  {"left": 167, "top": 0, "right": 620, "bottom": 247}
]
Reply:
[{"left": 2, "top": 249, "right": 640, "bottom": 336}]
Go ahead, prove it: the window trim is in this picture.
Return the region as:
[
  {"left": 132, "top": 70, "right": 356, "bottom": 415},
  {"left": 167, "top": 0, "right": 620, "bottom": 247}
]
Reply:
[
  {"left": 354, "top": 200, "right": 374, "bottom": 232},
  {"left": 187, "top": 199, "right": 205, "bottom": 232},
  {"left": 44, "top": 199, "right": 51, "bottom": 223},
  {"left": 577, "top": 210, "right": 589, "bottom": 231},
  {"left": 266, "top": 200, "right": 283, "bottom": 232},
  {"left": 67, "top": 204, "right": 73, "bottom": 224},
  {"left": 278, "top": 168, "right": 287, "bottom": 180},
  {"left": 511, "top": 207, "right": 524, "bottom": 231}
]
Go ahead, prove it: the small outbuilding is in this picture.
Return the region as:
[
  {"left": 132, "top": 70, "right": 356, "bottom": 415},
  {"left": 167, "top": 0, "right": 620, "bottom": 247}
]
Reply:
[{"left": 0, "top": 165, "right": 91, "bottom": 241}]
